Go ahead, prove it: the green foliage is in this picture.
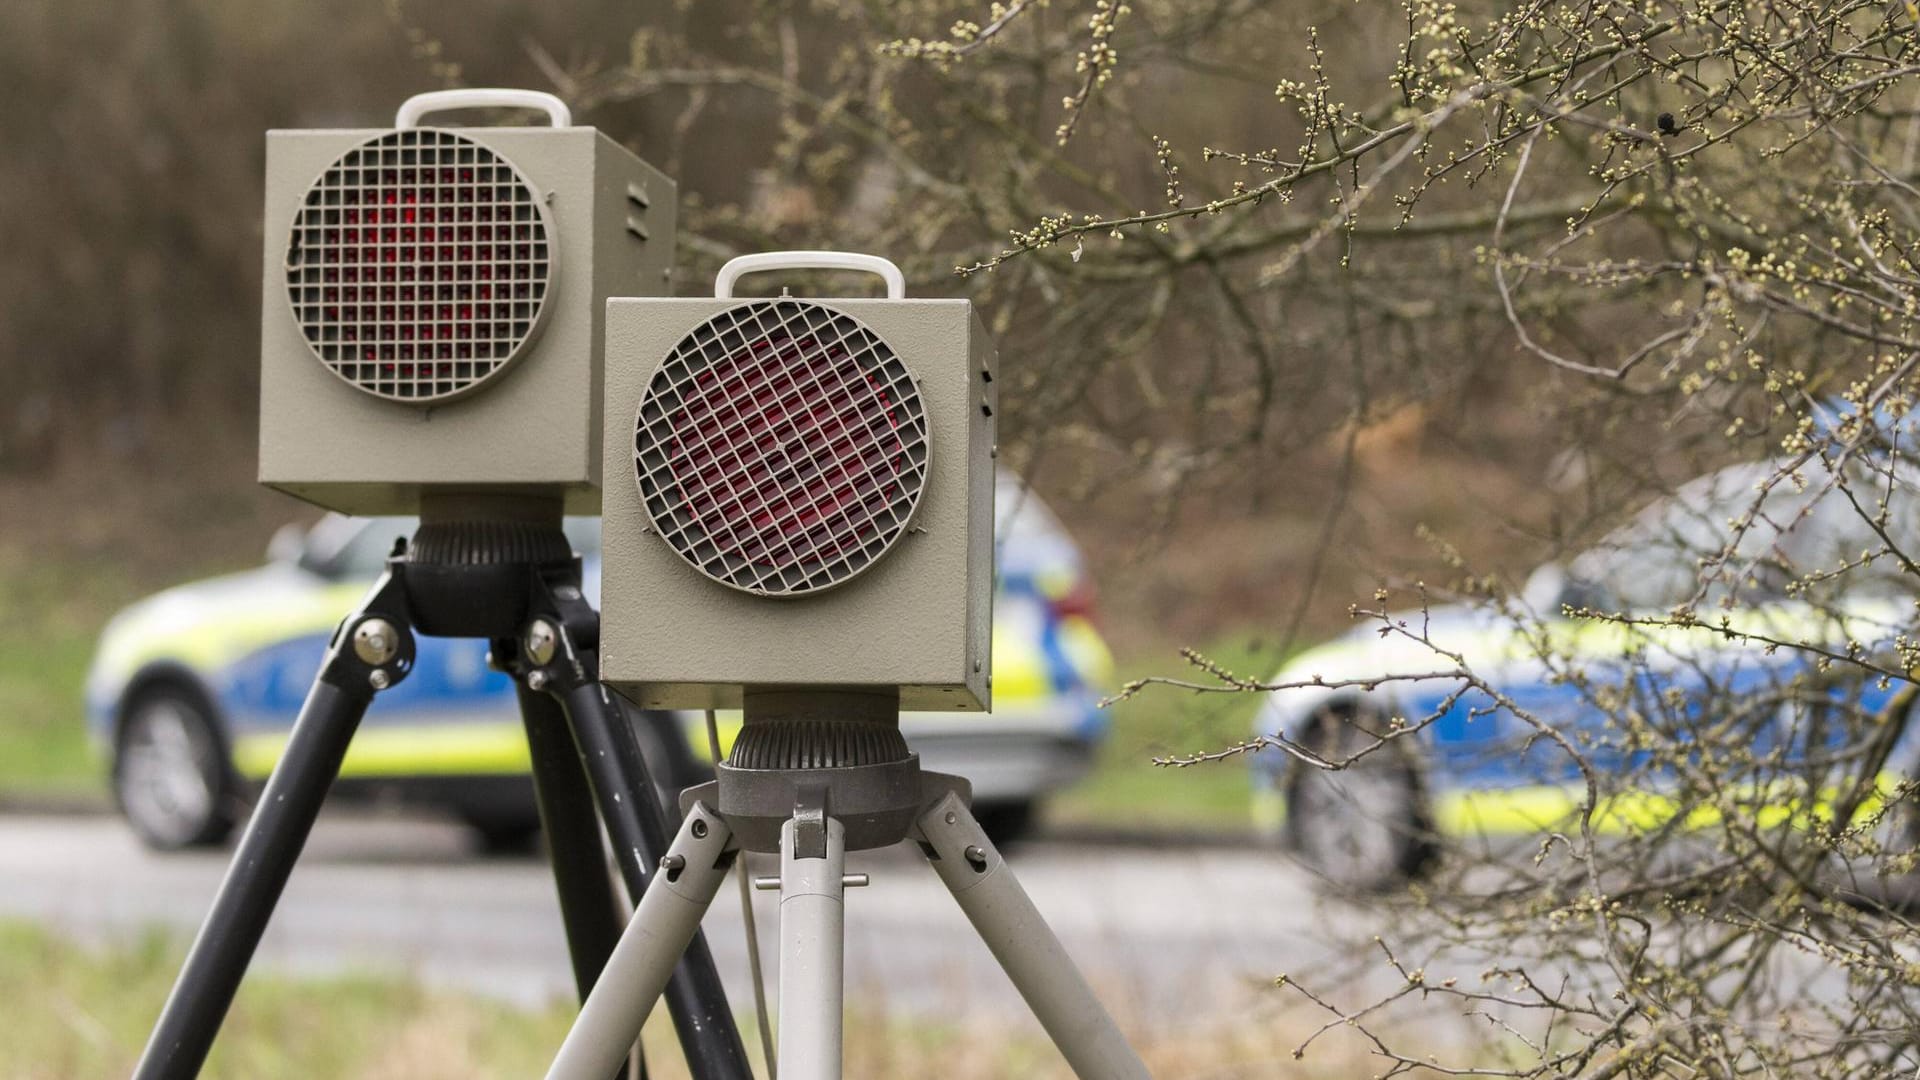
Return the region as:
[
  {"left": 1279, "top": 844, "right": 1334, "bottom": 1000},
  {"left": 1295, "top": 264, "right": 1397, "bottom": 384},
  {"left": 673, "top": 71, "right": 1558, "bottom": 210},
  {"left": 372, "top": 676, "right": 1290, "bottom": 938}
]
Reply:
[
  {"left": 0, "top": 920, "right": 578, "bottom": 1080},
  {"left": 0, "top": 919, "right": 1372, "bottom": 1078},
  {"left": 0, "top": 553, "right": 139, "bottom": 796},
  {"left": 1050, "top": 632, "right": 1289, "bottom": 830}
]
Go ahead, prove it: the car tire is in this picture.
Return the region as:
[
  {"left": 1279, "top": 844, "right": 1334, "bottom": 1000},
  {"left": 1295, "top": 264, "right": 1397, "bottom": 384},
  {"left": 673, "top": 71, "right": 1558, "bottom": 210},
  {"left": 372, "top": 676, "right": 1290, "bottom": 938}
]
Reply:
[
  {"left": 113, "top": 684, "right": 241, "bottom": 851},
  {"left": 1282, "top": 703, "right": 1437, "bottom": 892},
  {"left": 973, "top": 800, "right": 1039, "bottom": 846}
]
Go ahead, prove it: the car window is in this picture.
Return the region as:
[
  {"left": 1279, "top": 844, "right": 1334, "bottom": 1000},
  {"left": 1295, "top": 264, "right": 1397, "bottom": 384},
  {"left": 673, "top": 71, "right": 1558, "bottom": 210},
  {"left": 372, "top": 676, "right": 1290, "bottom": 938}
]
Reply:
[
  {"left": 318, "top": 516, "right": 415, "bottom": 579},
  {"left": 563, "top": 517, "right": 602, "bottom": 556},
  {"left": 307, "top": 515, "right": 603, "bottom": 581},
  {"left": 995, "top": 474, "right": 1064, "bottom": 546},
  {"left": 994, "top": 470, "right": 1086, "bottom": 583},
  {"left": 1773, "top": 456, "right": 1920, "bottom": 599},
  {"left": 1569, "top": 456, "right": 1920, "bottom": 609}
]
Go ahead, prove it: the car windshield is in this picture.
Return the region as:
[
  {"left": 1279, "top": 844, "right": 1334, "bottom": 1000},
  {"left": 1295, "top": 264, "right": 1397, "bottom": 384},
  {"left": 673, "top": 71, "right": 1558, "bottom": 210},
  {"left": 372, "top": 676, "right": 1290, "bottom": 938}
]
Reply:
[
  {"left": 308, "top": 515, "right": 603, "bottom": 580},
  {"left": 1567, "top": 455, "right": 1920, "bottom": 610},
  {"left": 993, "top": 473, "right": 1092, "bottom": 588}
]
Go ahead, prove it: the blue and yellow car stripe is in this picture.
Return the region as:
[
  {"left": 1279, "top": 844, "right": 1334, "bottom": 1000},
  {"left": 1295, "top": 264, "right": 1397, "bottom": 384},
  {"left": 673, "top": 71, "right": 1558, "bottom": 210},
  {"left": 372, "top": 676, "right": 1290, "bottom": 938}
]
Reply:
[
  {"left": 1252, "top": 596, "right": 1918, "bottom": 837},
  {"left": 233, "top": 720, "right": 533, "bottom": 779},
  {"left": 1254, "top": 774, "right": 1904, "bottom": 838}
]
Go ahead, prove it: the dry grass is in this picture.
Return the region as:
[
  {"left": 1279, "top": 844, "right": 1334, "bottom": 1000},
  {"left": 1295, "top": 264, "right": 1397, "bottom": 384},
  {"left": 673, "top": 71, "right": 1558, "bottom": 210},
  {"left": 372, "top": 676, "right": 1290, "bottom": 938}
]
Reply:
[{"left": 0, "top": 918, "right": 1415, "bottom": 1079}]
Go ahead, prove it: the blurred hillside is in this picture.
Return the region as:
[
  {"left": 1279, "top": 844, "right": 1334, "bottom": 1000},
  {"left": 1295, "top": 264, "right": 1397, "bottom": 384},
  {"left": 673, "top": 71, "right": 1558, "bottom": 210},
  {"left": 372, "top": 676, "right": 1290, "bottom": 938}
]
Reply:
[{"left": 0, "top": 0, "right": 1701, "bottom": 658}]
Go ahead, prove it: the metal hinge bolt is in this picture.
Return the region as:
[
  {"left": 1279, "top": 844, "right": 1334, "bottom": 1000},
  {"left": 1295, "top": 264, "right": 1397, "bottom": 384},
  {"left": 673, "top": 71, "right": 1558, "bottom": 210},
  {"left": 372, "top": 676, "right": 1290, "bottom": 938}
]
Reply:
[
  {"left": 352, "top": 619, "right": 399, "bottom": 665},
  {"left": 524, "top": 620, "right": 559, "bottom": 666}
]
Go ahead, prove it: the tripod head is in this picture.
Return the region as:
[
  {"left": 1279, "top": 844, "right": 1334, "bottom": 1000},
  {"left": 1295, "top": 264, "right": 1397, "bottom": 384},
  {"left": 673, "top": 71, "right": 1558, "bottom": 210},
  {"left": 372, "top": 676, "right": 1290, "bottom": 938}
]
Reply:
[
  {"left": 713, "top": 687, "right": 928, "bottom": 853},
  {"left": 400, "top": 490, "right": 576, "bottom": 638}
]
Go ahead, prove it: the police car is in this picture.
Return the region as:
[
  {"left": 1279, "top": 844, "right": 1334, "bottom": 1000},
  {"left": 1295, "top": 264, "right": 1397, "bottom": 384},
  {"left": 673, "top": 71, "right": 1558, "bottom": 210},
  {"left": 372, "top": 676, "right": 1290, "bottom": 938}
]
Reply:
[
  {"left": 1252, "top": 448, "right": 1920, "bottom": 889},
  {"left": 87, "top": 473, "right": 1112, "bottom": 850}
]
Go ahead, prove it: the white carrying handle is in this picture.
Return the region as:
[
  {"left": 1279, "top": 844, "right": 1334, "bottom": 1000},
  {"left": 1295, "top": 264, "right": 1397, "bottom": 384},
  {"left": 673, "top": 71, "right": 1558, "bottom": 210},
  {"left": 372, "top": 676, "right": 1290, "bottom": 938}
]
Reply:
[
  {"left": 714, "top": 251, "right": 907, "bottom": 301},
  {"left": 395, "top": 89, "right": 572, "bottom": 130}
]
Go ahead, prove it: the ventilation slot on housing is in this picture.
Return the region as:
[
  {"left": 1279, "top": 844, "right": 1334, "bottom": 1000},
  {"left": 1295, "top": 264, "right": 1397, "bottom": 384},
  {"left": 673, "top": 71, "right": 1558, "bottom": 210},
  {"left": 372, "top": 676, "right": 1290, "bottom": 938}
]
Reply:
[
  {"left": 285, "top": 128, "right": 554, "bottom": 403},
  {"left": 633, "top": 300, "right": 929, "bottom": 596}
]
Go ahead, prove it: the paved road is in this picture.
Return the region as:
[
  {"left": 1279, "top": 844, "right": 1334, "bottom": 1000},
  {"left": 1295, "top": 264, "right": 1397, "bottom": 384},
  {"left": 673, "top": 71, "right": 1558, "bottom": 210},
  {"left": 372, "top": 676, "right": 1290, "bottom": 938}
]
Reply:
[{"left": 0, "top": 813, "right": 1367, "bottom": 1034}]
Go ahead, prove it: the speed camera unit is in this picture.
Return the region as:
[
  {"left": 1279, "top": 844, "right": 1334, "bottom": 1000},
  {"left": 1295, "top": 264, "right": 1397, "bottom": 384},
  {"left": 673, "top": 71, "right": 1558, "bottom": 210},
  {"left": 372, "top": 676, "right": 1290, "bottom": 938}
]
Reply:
[
  {"left": 599, "top": 252, "right": 997, "bottom": 712},
  {"left": 258, "top": 89, "right": 676, "bottom": 515}
]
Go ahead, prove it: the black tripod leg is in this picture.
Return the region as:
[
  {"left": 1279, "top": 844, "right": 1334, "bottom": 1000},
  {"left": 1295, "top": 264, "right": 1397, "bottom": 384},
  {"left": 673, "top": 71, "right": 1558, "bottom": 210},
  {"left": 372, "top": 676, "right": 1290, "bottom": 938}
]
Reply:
[
  {"left": 133, "top": 590, "right": 414, "bottom": 1080},
  {"left": 514, "top": 573, "right": 750, "bottom": 1080},
  {"left": 515, "top": 681, "right": 643, "bottom": 1080},
  {"left": 558, "top": 678, "right": 750, "bottom": 1080}
]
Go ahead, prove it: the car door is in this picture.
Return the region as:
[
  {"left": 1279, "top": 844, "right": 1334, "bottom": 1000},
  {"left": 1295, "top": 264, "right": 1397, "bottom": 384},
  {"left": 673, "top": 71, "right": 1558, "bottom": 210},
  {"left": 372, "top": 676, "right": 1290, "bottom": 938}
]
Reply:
[{"left": 223, "top": 517, "right": 521, "bottom": 779}]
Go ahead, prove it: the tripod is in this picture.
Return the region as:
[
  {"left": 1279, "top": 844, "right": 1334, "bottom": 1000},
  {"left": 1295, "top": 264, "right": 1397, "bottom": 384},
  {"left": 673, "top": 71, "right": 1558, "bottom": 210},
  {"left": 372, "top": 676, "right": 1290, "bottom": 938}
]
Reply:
[
  {"left": 131, "top": 492, "right": 750, "bottom": 1080},
  {"left": 542, "top": 687, "right": 1153, "bottom": 1080}
]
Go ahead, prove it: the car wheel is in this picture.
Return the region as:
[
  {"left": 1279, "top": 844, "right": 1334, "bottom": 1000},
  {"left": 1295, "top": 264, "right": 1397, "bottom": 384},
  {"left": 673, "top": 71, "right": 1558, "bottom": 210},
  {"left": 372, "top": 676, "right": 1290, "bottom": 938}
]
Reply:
[
  {"left": 974, "top": 801, "right": 1038, "bottom": 846},
  {"left": 113, "top": 685, "right": 240, "bottom": 851},
  {"left": 1282, "top": 704, "right": 1437, "bottom": 891}
]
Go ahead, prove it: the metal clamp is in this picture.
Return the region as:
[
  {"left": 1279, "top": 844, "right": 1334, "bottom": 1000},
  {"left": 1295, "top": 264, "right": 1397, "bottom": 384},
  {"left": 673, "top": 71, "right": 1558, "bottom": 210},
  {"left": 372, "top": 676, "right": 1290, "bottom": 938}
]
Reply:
[
  {"left": 714, "top": 251, "right": 906, "bottom": 301},
  {"left": 395, "top": 88, "right": 572, "bottom": 130}
]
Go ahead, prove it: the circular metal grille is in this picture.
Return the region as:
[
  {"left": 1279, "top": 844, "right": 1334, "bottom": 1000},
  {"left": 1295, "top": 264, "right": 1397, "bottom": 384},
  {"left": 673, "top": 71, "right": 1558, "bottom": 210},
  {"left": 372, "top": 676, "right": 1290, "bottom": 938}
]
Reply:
[
  {"left": 634, "top": 300, "right": 929, "bottom": 596},
  {"left": 285, "top": 129, "right": 554, "bottom": 403}
]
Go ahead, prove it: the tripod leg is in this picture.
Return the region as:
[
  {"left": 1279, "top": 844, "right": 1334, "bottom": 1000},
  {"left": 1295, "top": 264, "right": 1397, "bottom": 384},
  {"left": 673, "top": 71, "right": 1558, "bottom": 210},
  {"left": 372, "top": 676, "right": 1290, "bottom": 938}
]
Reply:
[
  {"left": 517, "top": 571, "right": 750, "bottom": 1080},
  {"left": 546, "top": 803, "right": 735, "bottom": 1080},
  {"left": 133, "top": 600, "right": 411, "bottom": 1080},
  {"left": 553, "top": 678, "right": 751, "bottom": 1080},
  {"left": 777, "top": 811, "right": 847, "bottom": 1080},
  {"left": 515, "top": 683, "right": 641, "bottom": 1080},
  {"left": 917, "top": 791, "right": 1153, "bottom": 1080}
]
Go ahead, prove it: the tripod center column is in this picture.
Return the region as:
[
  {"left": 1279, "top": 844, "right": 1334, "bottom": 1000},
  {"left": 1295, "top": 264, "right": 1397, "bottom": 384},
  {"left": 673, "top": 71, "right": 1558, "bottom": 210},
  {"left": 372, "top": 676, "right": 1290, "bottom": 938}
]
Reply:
[{"left": 776, "top": 802, "right": 847, "bottom": 1080}]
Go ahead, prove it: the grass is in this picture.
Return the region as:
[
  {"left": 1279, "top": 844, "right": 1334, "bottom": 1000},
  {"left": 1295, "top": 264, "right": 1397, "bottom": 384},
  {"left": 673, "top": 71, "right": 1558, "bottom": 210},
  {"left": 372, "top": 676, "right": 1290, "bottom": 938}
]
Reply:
[
  {"left": 0, "top": 910, "right": 595, "bottom": 1076},
  {"left": 1046, "top": 632, "right": 1295, "bottom": 834},
  {"left": 0, "top": 551, "right": 145, "bottom": 797},
  {"left": 1, "top": 918, "right": 589, "bottom": 1080},
  {"left": 0, "top": 918, "right": 1394, "bottom": 1079}
]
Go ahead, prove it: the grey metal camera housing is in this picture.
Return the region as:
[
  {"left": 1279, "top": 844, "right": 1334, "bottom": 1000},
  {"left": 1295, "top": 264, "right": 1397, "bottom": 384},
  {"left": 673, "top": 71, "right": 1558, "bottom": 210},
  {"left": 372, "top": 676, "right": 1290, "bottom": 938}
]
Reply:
[
  {"left": 599, "top": 253, "right": 997, "bottom": 711},
  {"left": 257, "top": 90, "right": 676, "bottom": 515}
]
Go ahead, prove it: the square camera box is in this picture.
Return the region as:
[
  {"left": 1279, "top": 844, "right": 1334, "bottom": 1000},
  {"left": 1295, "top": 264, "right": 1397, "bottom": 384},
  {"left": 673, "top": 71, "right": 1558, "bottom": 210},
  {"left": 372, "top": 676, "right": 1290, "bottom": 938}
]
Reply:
[
  {"left": 599, "top": 296, "right": 997, "bottom": 711},
  {"left": 258, "top": 124, "right": 675, "bottom": 514}
]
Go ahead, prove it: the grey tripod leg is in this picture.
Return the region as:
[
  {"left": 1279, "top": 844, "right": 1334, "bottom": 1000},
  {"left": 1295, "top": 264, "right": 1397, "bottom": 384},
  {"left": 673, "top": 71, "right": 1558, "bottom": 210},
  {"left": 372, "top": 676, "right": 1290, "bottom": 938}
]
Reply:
[
  {"left": 918, "top": 791, "right": 1153, "bottom": 1080},
  {"left": 546, "top": 803, "right": 734, "bottom": 1080},
  {"left": 777, "top": 814, "right": 847, "bottom": 1080}
]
